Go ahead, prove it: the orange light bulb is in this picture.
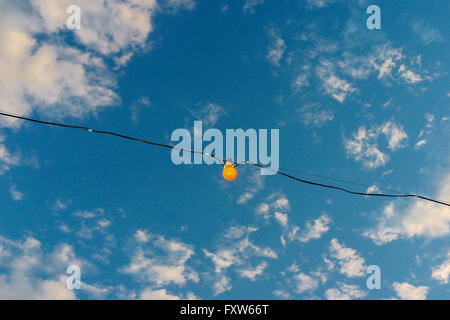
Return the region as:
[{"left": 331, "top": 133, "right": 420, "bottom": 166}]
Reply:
[{"left": 222, "top": 162, "right": 238, "bottom": 181}]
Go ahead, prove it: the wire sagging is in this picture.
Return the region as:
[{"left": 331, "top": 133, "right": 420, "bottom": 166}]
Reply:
[{"left": 1, "top": 111, "right": 448, "bottom": 207}]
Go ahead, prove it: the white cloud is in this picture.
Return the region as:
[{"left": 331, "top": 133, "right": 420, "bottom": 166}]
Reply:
[
  {"left": 258, "top": 194, "right": 330, "bottom": 246},
  {"left": 0, "top": 17, "right": 119, "bottom": 126},
  {"left": 237, "top": 192, "right": 254, "bottom": 204},
  {"left": 273, "top": 196, "right": 290, "bottom": 211},
  {"left": 9, "top": 185, "right": 24, "bottom": 201},
  {"left": 273, "top": 289, "right": 290, "bottom": 299},
  {"left": 366, "top": 185, "right": 380, "bottom": 194},
  {"left": 140, "top": 288, "right": 180, "bottom": 300},
  {"left": 238, "top": 262, "right": 267, "bottom": 281},
  {"left": 81, "top": 282, "right": 113, "bottom": 299},
  {"left": 97, "top": 219, "right": 111, "bottom": 228},
  {"left": 431, "top": 251, "right": 450, "bottom": 284},
  {"left": 255, "top": 203, "right": 270, "bottom": 219},
  {"left": 345, "top": 121, "right": 407, "bottom": 168},
  {"left": 0, "top": 136, "right": 20, "bottom": 175},
  {"left": 393, "top": 282, "right": 428, "bottom": 300},
  {"left": 311, "top": 270, "right": 328, "bottom": 284},
  {"left": 72, "top": 209, "right": 103, "bottom": 219},
  {"left": 274, "top": 212, "right": 288, "bottom": 227},
  {"left": 243, "top": 0, "right": 264, "bottom": 14},
  {"left": 52, "top": 199, "right": 70, "bottom": 212},
  {"left": 189, "top": 103, "right": 226, "bottom": 127},
  {"left": 297, "top": 104, "right": 334, "bottom": 127},
  {"left": 166, "top": 0, "right": 196, "bottom": 11},
  {"left": 212, "top": 275, "right": 232, "bottom": 296},
  {"left": 204, "top": 226, "right": 277, "bottom": 273},
  {"left": 255, "top": 193, "right": 289, "bottom": 220},
  {"left": 415, "top": 139, "right": 427, "bottom": 148},
  {"left": 130, "top": 96, "right": 151, "bottom": 123},
  {"left": 288, "top": 214, "right": 332, "bottom": 243},
  {"left": 316, "top": 60, "right": 355, "bottom": 103},
  {"left": 415, "top": 113, "right": 435, "bottom": 148},
  {"left": 299, "top": 215, "right": 331, "bottom": 243},
  {"left": 134, "top": 229, "right": 150, "bottom": 243},
  {"left": 0, "top": 235, "right": 78, "bottom": 299},
  {"left": 369, "top": 46, "right": 403, "bottom": 80},
  {"left": 293, "top": 73, "right": 310, "bottom": 89},
  {"left": 364, "top": 174, "right": 450, "bottom": 244},
  {"left": 398, "top": 65, "right": 423, "bottom": 84},
  {"left": 267, "top": 27, "right": 286, "bottom": 66},
  {"left": 411, "top": 20, "right": 443, "bottom": 45},
  {"left": 338, "top": 45, "right": 428, "bottom": 86},
  {"left": 204, "top": 225, "right": 277, "bottom": 294},
  {"left": 293, "top": 273, "right": 319, "bottom": 294},
  {"left": 325, "top": 283, "right": 367, "bottom": 300},
  {"left": 328, "top": 238, "right": 366, "bottom": 278},
  {"left": 237, "top": 169, "right": 265, "bottom": 204},
  {"left": 69, "top": 208, "right": 113, "bottom": 244},
  {"left": 32, "top": 0, "right": 157, "bottom": 55},
  {"left": 345, "top": 126, "right": 387, "bottom": 168},
  {"left": 363, "top": 203, "right": 401, "bottom": 245},
  {"left": 0, "top": 0, "right": 195, "bottom": 129},
  {"left": 338, "top": 46, "right": 403, "bottom": 82},
  {"left": 204, "top": 248, "right": 236, "bottom": 273},
  {"left": 306, "top": 0, "right": 339, "bottom": 9},
  {"left": 224, "top": 225, "right": 258, "bottom": 240},
  {"left": 381, "top": 121, "right": 408, "bottom": 151},
  {"left": 122, "top": 233, "right": 198, "bottom": 287},
  {"left": 220, "top": 5, "right": 229, "bottom": 13},
  {"left": 425, "top": 113, "right": 434, "bottom": 123}
]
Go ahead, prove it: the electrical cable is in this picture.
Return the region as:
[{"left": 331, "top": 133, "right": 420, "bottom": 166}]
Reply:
[
  {"left": 243, "top": 161, "right": 450, "bottom": 207},
  {"left": 277, "top": 167, "right": 404, "bottom": 195},
  {"left": 1, "top": 111, "right": 448, "bottom": 207},
  {"left": 0, "top": 111, "right": 225, "bottom": 165}
]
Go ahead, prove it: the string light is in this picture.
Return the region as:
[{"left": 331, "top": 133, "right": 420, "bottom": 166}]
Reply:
[
  {"left": 222, "top": 160, "right": 238, "bottom": 181},
  {"left": 0, "top": 111, "right": 448, "bottom": 207}
]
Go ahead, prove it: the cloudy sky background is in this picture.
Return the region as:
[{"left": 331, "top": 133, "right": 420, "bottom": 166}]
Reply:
[{"left": 0, "top": 0, "right": 449, "bottom": 299}]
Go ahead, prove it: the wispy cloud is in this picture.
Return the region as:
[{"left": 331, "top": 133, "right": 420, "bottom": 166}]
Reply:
[
  {"left": 122, "top": 232, "right": 198, "bottom": 287},
  {"left": 316, "top": 60, "right": 355, "bottom": 103},
  {"left": 297, "top": 103, "right": 334, "bottom": 128},
  {"left": 0, "top": 235, "right": 86, "bottom": 299},
  {"left": 364, "top": 174, "right": 450, "bottom": 244},
  {"left": 393, "top": 282, "right": 428, "bottom": 300},
  {"left": 411, "top": 20, "right": 443, "bottom": 45},
  {"left": 9, "top": 185, "right": 24, "bottom": 201},
  {"left": 325, "top": 282, "right": 367, "bottom": 300},
  {"left": 345, "top": 121, "right": 408, "bottom": 168},
  {"left": 293, "top": 273, "right": 319, "bottom": 294},
  {"left": 0, "top": 136, "right": 20, "bottom": 175},
  {"left": 306, "top": 0, "right": 339, "bottom": 9},
  {"left": 203, "top": 225, "right": 277, "bottom": 295},
  {"left": 287, "top": 214, "right": 332, "bottom": 243},
  {"left": 243, "top": 0, "right": 264, "bottom": 14},
  {"left": 328, "top": 238, "right": 366, "bottom": 278},
  {"left": 431, "top": 251, "right": 450, "bottom": 284},
  {"left": 267, "top": 27, "right": 286, "bottom": 66},
  {"left": 189, "top": 103, "right": 226, "bottom": 128}
]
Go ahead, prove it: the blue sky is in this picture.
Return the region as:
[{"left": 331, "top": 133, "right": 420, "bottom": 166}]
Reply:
[{"left": 0, "top": 0, "right": 449, "bottom": 299}]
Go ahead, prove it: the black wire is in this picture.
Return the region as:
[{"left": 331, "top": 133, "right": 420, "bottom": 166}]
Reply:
[
  {"left": 245, "top": 161, "right": 450, "bottom": 207},
  {"left": 277, "top": 166, "right": 404, "bottom": 195},
  {"left": 0, "top": 111, "right": 225, "bottom": 164},
  {"left": 1, "top": 111, "right": 449, "bottom": 207}
]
